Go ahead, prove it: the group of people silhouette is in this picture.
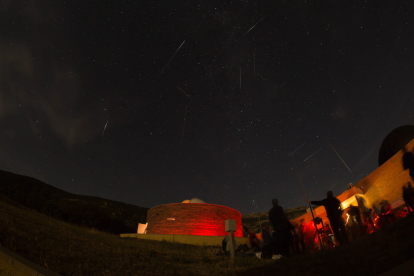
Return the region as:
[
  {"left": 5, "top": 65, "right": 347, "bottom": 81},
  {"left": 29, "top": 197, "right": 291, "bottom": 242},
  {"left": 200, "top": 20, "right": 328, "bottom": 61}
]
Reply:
[
  {"left": 225, "top": 147, "right": 414, "bottom": 259},
  {"left": 263, "top": 192, "right": 349, "bottom": 258}
]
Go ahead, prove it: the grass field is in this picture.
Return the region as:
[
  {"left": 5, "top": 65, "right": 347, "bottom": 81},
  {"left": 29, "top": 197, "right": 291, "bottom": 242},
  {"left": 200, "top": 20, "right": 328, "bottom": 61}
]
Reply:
[
  {"left": 2, "top": 193, "right": 414, "bottom": 276},
  {"left": 0, "top": 195, "right": 274, "bottom": 276}
]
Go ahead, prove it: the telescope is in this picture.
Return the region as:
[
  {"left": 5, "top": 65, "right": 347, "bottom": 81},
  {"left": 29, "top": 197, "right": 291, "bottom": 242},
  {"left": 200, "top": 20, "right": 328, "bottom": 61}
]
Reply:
[{"left": 292, "top": 155, "right": 325, "bottom": 250}]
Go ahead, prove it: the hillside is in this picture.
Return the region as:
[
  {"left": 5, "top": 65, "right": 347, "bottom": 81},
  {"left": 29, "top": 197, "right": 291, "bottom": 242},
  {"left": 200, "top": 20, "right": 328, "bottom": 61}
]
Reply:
[
  {"left": 0, "top": 170, "right": 310, "bottom": 236},
  {"left": 2, "top": 188, "right": 414, "bottom": 275},
  {"left": 0, "top": 194, "right": 274, "bottom": 276},
  {"left": 0, "top": 170, "right": 148, "bottom": 234},
  {"left": 242, "top": 206, "right": 307, "bottom": 232}
]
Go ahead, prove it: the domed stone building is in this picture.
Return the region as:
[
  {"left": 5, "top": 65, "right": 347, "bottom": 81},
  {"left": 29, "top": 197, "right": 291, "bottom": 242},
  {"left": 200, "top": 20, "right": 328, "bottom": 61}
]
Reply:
[{"left": 145, "top": 198, "right": 243, "bottom": 237}]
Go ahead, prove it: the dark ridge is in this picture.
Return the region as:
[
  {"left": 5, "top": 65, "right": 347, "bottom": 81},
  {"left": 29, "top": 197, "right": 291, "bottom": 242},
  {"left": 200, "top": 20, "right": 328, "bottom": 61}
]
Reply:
[{"left": 0, "top": 170, "right": 148, "bottom": 234}]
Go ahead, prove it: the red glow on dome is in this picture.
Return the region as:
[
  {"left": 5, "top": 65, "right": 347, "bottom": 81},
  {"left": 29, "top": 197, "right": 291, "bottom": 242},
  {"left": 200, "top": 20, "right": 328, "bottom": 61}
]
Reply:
[{"left": 146, "top": 203, "right": 243, "bottom": 237}]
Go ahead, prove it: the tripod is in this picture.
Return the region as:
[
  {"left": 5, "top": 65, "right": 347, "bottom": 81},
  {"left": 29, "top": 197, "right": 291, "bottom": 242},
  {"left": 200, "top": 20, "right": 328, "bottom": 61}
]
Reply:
[{"left": 310, "top": 224, "right": 335, "bottom": 251}]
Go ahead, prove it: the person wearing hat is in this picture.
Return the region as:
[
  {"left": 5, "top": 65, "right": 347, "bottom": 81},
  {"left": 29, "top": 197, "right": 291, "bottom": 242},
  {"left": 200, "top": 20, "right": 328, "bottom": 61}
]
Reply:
[{"left": 268, "top": 198, "right": 290, "bottom": 256}]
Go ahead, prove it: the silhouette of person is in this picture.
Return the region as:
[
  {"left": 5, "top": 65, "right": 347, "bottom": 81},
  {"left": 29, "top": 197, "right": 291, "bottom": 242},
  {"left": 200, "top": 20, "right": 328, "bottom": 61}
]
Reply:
[
  {"left": 268, "top": 198, "right": 289, "bottom": 256},
  {"left": 347, "top": 205, "right": 364, "bottom": 238},
  {"left": 292, "top": 224, "right": 301, "bottom": 255},
  {"left": 380, "top": 200, "right": 395, "bottom": 225},
  {"left": 309, "top": 191, "right": 349, "bottom": 245},
  {"left": 261, "top": 225, "right": 274, "bottom": 258},
  {"left": 248, "top": 228, "right": 261, "bottom": 252},
  {"left": 285, "top": 221, "right": 295, "bottom": 256},
  {"left": 363, "top": 209, "right": 376, "bottom": 233},
  {"left": 304, "top": 220, "right": 317, "bottom": 252},
  {"left": 402, "top": 148, "right": 414, "bottom": 181},
  {"left": 298, "top": 219, "right": 308, "bottom": 254},
  {"left": 408, "top": 182, "right": 414, "bottom": 203},
  {"left": 403, "top": 184, "right": 414, "bottom": 213}
]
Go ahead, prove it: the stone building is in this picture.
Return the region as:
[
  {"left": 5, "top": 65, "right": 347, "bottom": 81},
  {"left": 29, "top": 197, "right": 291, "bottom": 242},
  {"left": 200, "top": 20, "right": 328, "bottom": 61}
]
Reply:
[
  {"left": 145, "top": 198, "right": 243, "bottom": 237},
  {"left": 290, "top": 125, "right": 414, "bottom": 228}
]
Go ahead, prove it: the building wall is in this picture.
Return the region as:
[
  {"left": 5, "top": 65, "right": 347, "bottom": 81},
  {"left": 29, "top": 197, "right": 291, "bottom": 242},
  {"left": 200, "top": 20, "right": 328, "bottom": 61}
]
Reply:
[
  {"left": 355, "top": 138, "right": 414, "bottom": 210},
  {"left": 289, "top": 187, "right": 362, "bottom": 227},
  {"left": 120, "top": 233, "right": 250, "bottom": 247},
  {"left": 146, "top": 203, "right": 243, "bottom": 237},
  {"left": 288, "top": 138, "right": 414, "bottom": 226}
]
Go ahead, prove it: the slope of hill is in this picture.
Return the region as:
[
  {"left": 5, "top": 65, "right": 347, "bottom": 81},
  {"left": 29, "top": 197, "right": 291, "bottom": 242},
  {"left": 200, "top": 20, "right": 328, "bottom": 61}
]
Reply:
[
  {"left": 0, "top": 170, "right": 148, "bottom": 234},
  {"left": 0, "top": 194, "right": 274, "bottom": 276},
  {"left": 2, "top": 187, "right": 414, "bottom": 275}
]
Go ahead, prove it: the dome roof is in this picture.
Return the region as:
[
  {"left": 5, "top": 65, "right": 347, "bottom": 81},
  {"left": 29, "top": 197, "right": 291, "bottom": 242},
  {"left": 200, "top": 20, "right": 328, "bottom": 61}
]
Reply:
[
  {"left": 378, "top": 125, "right": 414, "bottom": 167},
  {"left": 189, "top": 198, "right": 206, "bottom": 203}
]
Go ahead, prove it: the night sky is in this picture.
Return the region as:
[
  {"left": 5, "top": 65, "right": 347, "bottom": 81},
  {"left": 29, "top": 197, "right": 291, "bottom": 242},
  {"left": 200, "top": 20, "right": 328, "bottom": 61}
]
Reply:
[{"left": 1, "top": 1, "right": 414, "bottom": 215}]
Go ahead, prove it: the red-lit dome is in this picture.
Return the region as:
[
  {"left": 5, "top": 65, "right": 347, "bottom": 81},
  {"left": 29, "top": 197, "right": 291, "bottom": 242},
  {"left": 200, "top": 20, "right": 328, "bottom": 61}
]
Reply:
[{"left": 146, "top": 203, "right": 243, "bottom": 237}]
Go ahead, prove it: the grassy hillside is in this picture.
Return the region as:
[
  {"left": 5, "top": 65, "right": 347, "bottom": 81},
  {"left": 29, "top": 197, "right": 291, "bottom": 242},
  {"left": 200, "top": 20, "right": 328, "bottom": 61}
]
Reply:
[
  {"left": 0, "top": 194, "right": 274, "bottom": 276},
  {"left": 2, "top": 192, "right": 414, "bottom": 275},
  {"left": 0, "top": 170, "right": 148, "bottom": 234},
  {"left": 0, "top": 169, "right": 308, "bottom": 236}
]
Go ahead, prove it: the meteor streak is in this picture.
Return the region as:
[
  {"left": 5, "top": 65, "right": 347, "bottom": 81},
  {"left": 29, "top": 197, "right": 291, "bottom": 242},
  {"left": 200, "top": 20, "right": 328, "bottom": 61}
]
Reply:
[
  {"left": 177, "top": 86, "right": 192, "bottom": 99},
  {"left": 158, "top": 40, "right": 185, "bottom": 77},
  {"left": 102, "top": 119, "right": 109, "bottom": 135},
  {"left": 304, "top": 148, "right": 322, "bottom": 162},
  {"left": 325, "top": 138, "right": 353, "bottom": 174},
  {"left": 287, "top": 143, "right": 305, "bottom": 157},
  {"left": 242, "top": 16, "right": 266, "bottom": 38}
]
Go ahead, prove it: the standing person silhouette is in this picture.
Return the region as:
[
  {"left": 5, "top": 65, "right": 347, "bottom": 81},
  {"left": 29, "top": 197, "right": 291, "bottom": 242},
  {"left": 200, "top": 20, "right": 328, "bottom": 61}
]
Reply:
[
  {"left": 268, "top": 198, "right": 289, "bottom": 256},
  {"left": 347, "top": 205, "right": 364, "bottom": 238},
  {"left": 403, "top": 148, "right": 414, "bottom": 182},
  {"left": 308, "top": 191, "right": 348, "bottom": 245},
  {"left": 403, "top": 185, "right": 414, "bottom": 213}
]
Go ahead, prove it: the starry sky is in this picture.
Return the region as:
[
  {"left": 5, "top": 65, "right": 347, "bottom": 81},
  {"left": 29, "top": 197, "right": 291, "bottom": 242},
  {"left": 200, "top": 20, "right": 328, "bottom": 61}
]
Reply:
[{"left": 1, "top": 0, "right": 414, "bottom": 215}]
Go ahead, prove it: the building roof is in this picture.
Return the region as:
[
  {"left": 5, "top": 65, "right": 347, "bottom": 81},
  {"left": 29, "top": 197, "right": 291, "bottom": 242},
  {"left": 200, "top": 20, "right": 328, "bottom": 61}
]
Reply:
[
  {"left": 181, "top": 198, "right": 206, "bottom": 203},
  {"left": 378, "top": 125, "right": 414, "bottom": 167}
]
